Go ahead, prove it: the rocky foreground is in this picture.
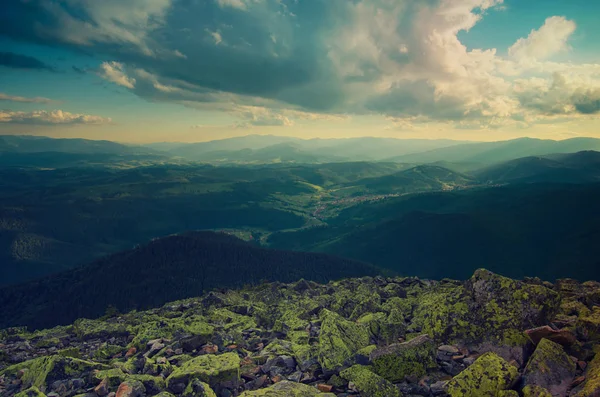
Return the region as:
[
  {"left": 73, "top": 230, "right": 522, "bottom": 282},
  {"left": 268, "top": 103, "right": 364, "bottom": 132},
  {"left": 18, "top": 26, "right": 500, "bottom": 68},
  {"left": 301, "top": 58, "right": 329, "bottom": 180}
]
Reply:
[{"left": 1, "top": 269, "right": 599, "bottom": 397}]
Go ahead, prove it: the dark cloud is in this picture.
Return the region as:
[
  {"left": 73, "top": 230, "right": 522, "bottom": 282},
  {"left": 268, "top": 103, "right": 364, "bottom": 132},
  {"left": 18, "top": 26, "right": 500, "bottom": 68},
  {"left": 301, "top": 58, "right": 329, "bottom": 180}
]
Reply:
[{"left": 0, "top": 52, "right": 55, "bottom": 71}]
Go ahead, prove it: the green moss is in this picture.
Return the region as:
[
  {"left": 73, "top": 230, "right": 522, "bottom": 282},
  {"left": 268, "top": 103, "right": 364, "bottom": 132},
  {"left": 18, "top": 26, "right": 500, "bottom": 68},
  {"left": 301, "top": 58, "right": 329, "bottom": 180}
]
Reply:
[
  {"left": 93, "top": 368, "right": 127, "bottom": 387},
  {"left": 73, "top": 318, "right": 129, "bottom": 340},
  {"left": 130, "top": 374, "right": 166, "bottom": 393},
  {"left": 446, "top": 352, "right": 519, "bottom": 397},
  {"left": 1, "top": 356, "right": 106, "bottom": 390},
  {"left": 340, "top": 365, "right": 400, "bottom": 397},
  {"left": 14, "top": 386, "right": 47, "bottom": 397},
  {"left": 34, "top": 338, "right": 60, "bottom": 349},
  {"left": 369, "top": 334, "right": 436, "bottom": 382},
  {"left": 317, "top": 309, "right": 370, "bottom": 372},
  {"left": 166, "top": 352, "right": 240, "bottom": 389},
  {"left": 522, "top": 385, "right": 553, "bottom": 397},
  {"left": 577, "top": 308, "right": 600, "bottom": 342},
  {"left": 93, "top": 344, "right": 125, "bottom": 360},
  {"left": 57, "top": 348, "right": 81, "bottom": 359},
  {"left": 129, "top": 315, "right": 214, "bottom": 350},
  {"left": 183, "top": 380, "right": 217, "bottom": 397},
  {"left": 522, "top": 338, "right": 576, "bottom": 395},
  {"left": 573, "top": 350, "right": 600, "bottom": 397},
  {"left": 239, "top": 380, "right": 333, "bottom": 396},
  {"left": 357, "top": 312, "right": 405, "bottom": 346}
]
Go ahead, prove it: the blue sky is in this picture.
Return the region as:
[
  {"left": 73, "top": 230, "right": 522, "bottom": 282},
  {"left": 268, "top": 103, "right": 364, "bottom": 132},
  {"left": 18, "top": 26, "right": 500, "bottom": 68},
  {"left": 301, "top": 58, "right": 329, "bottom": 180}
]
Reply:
[{"left": 1, "top": 0, "right": 599, "bottom": 143}]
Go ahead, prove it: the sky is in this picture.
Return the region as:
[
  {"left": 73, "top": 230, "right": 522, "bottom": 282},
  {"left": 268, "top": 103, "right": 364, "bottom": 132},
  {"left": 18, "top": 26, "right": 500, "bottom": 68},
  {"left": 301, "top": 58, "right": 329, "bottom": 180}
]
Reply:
[{"left": 1, "top": 0, "right": 599, "bottom": 143}]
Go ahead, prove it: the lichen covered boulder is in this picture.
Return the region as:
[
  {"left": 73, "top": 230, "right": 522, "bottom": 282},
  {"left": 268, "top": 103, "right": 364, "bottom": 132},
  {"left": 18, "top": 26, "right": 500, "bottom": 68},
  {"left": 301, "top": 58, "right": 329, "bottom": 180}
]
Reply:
[
  {"left": 446, "top": 352, "right": 519, "bottom": 397},
  {"left": 369, "top": 334, "right": 436, "bottom": 382},
  {"left": 522, "top": 385, "right": 553, "bottom": 397},
  {"left": 14, "top": 387, "right": 46, "bottom": 397},
  {"left": 339, "top": 365, "right": 401, "bottom": 397},
  {"left": 239, "top": 380, "right": 334, "bottom": 396},
  {"left": 182, "top": 379, "right": 217, "bottom": 397},
  {"left": 577, "top": 307, "right": 600, "bottom": 342},
  {"left": 522, "top": 338, "right": 576, "bottom": 396},
  {"left": 166, "top": 352, "right": 240, "bottom": 390},
  {"left": 572, "top": 350, "right": 600, "bottom": 396},
  {"left": 317, "top": 309, "right": 370, "bottom": 372},
  {"left": 0, "top": 355, "right": 106, "bottom": 391}
]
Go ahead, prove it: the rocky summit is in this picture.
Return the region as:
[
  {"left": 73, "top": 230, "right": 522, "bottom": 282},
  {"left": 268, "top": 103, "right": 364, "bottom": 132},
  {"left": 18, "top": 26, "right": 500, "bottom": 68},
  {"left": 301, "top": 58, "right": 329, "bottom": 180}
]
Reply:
[{"left": 1, "top": 269, "right": 599, "bottom": 397}]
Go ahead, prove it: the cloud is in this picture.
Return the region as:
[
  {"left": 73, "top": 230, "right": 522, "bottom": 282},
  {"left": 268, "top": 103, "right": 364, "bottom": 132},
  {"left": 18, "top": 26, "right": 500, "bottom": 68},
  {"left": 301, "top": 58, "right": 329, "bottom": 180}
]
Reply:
[
  {"left": 232, "top": 106, "right": 294, "bottom": 127},
  {"left": 0, "top": 52, "right": 55, "bottom": 71},
  {"left": 98, "top": 62, "right": 136, "bottom": 88},
  {"left": 0, "top": 110, "right": 111, "bottom": 125},
  {"left": 216, "top": 0, "right": 251, "bottom": 10},
  {"left": 2, "top": 0, "right": 599, "bottom": 130},
  {"left": 0, "top": 93, "right": 55, "bottom": 104},
  {"left": 508, "top": 16, "right": 576, "bottom": 62}
]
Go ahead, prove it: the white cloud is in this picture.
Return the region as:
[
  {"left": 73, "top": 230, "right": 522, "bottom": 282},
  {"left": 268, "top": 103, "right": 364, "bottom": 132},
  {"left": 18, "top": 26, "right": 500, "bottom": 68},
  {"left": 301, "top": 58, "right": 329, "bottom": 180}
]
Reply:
[
  {"left": 216, "top": 0, "right": 250, "bottom": 10},
  {"left": 7, "top": 0, "right": 600, "bottom": 131},
  {"left": 508, "top": 16, "right": 576, "bottom": 62},
  {"left": 0, "top": 93, "right": 55, "bottom": 104},
  {"left": 0, "top": 110, "right": 111, "bottom": 125},
  {"left": 232, "top": 105, "right": 294, "bottom": 127},
  {"left": 98, "top": 62, "right": 136, "bottom": 89},
  {"left": 205, "top": 29, "right": 223, "bottom": 45}
]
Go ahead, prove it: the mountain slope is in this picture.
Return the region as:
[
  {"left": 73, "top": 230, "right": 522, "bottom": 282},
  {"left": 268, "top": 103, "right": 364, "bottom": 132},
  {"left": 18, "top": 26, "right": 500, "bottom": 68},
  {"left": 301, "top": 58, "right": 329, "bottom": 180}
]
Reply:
[
  {"left": 0, "top": 231, "right": 380, "bottom": 330},
  {"left": 0, "top": 135, "right": 154, "bottom": 155},
  {"left": 269, "top": 183, "right": 600, "bottom": 281},
  {"left": 351, "top": 165, "right": 476, "bottom": 194},
  {"left": 475, "top": 150, "right": 600, "bottom": 184},
  {"left": 388, "top": 137, "right": 600, "bottom": 165}
]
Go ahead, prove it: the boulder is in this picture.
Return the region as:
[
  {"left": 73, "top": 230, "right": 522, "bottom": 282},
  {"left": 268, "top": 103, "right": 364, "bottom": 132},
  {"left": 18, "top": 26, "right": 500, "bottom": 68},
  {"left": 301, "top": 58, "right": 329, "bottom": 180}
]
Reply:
[
  {"left": 522, "top": 338, "right": 576, "bottom": 397},
  {"left": 339, "top": 365, "right": 401, "bottom": 397},
  {"left": 115, "top": 380, "right": 145, "bottom": 397},
  {"left": 572, "top": 350, "right": 600, "bottom": 397},
  {"left": 446, "top": 352, "right": 519, "bottom": 397},
  {"left": 1, "top": 356, "right": 106, "bottom": 391},
  {"left": 369, "top": 334, "right": 437, "bottom": 382},
  {"left": 14, "top": 387, "right": 47, "bottom": 397},
  {"left": 524, "top": 326, "right": 577, "bottom": 346},
  {"left": 166, "top": 352, "right": 240, "bottom": 391},
  {"left": 317, "top": 310, "right": 370, "bottom": 372},
  {"left": 238, "top": 380, "right": 334, "bottom": 396},
  {"left": 182, "top": 379, "right": 216, "bottom": 397}
]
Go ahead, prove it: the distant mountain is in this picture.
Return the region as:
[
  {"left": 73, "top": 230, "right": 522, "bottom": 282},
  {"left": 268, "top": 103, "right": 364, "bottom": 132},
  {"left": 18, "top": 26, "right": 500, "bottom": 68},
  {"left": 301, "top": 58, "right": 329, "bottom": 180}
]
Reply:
[
  {"left": 348, "top": 165, "right": 476, "bottom": 195},
  {"left": 476, "top": 151, "right": 600, "bottom": 184},
  {"left": 0, "top": 135, "right": 154, "bottom": 155},
  {"left": 163, "top": 135, "right": 470, "bottom": 162},
  {"left": 0, "top": 231, "right": 380, "bottom": 330},
  {"left": 388, "top": 137, "right": 600, "bottom": 165},
  {"left": 269, "top": 183, "right": 600, "bottom": 282}
]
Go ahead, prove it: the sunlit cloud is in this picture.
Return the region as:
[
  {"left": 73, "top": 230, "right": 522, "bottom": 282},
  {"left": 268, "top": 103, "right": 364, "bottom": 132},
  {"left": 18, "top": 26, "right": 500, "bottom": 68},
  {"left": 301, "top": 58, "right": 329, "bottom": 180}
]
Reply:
[{"left": 0, "top": 110, "right": 111, "bottom": 125}]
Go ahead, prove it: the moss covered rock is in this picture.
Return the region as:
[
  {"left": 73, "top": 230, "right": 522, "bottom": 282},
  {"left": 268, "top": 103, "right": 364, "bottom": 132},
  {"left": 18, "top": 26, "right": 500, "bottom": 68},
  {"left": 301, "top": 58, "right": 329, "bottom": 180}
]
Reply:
[
  {"left": 522, "top": 385, "right": 553, "bottom": 397},
  {"left": 446, "top": 352, "right": 519, "bottom": 397},
  {"left": 182, "top": 379, "right": 217, "bottom": 397},
  {"left": 239, "top": 381, "right": 334, "bottom": 396},
  {"left": 577, "top": 307, "right": 600, "bottom": 342},
  {"left": 369, "top": 334, "right": 436, "bottom": 382},
  {"left": 14, "top": 386, "right": 47, "bottom": 397},
  {"left": 572, "top": 350, "right": 600, "bottom": 397},
  {"left": 317, "top": 309, "right": 370, "bottom": 372},
  {"left": 522, "top": 338, "right": 576, "bottom": 396},
  {"left": 1, "top": 355, "right": 106, "bottom": 391},
  {"left": 339, "top": 364, "right": 400, "bottom": 397},
  {"left": 166, "top": 352, "right": 240, "bottom": 390},
  {"left": 73, "top": 318, "right": 129, "bottom": 340}
]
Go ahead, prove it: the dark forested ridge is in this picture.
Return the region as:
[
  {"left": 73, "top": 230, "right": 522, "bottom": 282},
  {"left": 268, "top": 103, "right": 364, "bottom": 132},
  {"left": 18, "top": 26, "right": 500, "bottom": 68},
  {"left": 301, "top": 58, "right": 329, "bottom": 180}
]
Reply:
[{"left": 0, "top": 231, "right": 380, "bottom": 330}]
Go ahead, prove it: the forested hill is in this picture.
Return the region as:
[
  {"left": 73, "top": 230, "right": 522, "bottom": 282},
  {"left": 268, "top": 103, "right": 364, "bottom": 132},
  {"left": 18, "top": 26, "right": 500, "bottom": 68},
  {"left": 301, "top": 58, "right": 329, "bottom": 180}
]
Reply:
[{"left": 0, "top": 231, "right": 380, "bottom": 330}]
